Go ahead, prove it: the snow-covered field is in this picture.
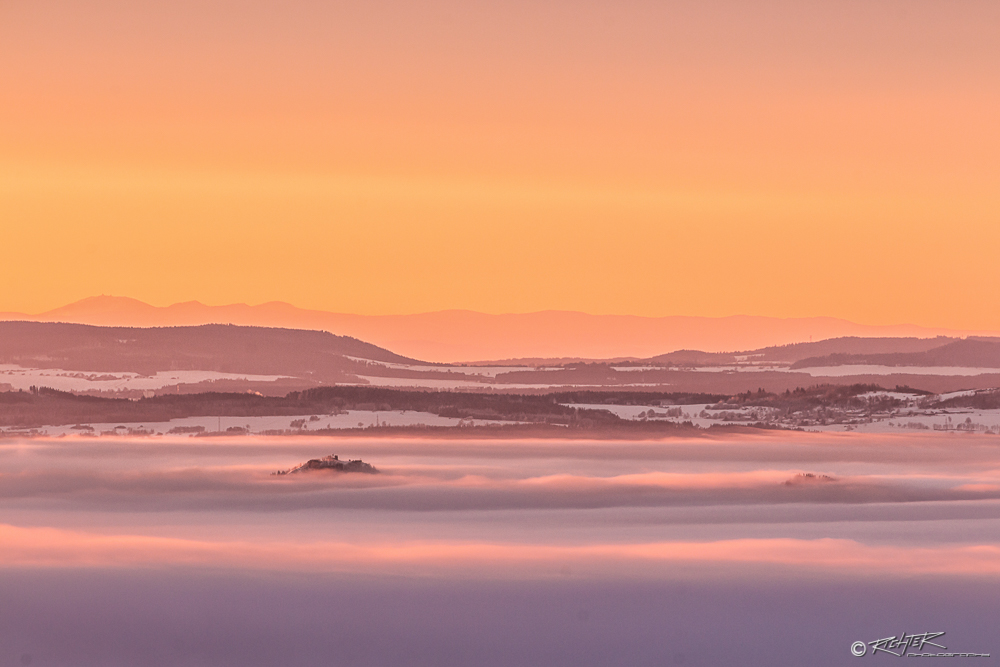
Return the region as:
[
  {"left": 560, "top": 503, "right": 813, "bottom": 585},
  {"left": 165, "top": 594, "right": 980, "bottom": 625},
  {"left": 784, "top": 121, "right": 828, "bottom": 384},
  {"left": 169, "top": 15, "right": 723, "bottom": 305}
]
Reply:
[
  {"left": 28, "top": 403, "right": 1000, "bottom": 438},
  {"left": 0, "top": 364, "right": 289, "bottom": 393},
  {"left": 856, "top": 390, "right": 921, "bottom": 402},
  {"left": 355, "top": 375, "right": 664, "bottom": 390},
  {"left": 690, "top": 365, "right": 789, "bottom": 373},
  {"left": 15, "top": 409, "right": 523, "bottom": 438},
  {"left": 345, "top": 357, "right": 549, "bottom": 377},
  {"left": 8, "top": 359, "right": 1000, "bottom": 397},
  {"left": 686, "top": 364, "right": 1000, "bottom": 377},
  {"left": 799, "top": 365, "right": 1000, "bottom": 377},
  {"left": 354, "top": 375, "right": 493, "bottom": 389},
  {"left": 609, "top": 366, "right": 662, "bottom": 372},
  {"left": 811, "top": 408, "right": 1000, "bottom": 434},
  {"left": 562, "top": 400, "right": 1000, "bottom": 436},
  {"left": 563, "top": 403, "right": 720, "bottom": 428}
]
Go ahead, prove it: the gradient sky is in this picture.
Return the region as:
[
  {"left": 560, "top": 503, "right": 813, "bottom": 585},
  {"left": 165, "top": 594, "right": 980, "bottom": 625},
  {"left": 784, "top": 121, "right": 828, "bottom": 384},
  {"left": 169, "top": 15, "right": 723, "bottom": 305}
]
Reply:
[{"left": 2, "top": 1, "right": 999, "bottom": 327}]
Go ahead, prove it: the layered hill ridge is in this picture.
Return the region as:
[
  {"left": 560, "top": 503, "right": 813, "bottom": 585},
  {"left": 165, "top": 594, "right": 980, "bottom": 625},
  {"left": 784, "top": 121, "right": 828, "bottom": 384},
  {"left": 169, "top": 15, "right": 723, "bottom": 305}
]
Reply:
[
  {"left": 648, "top": 336, "right": 961, "bottom": 366},
  {"left": 0, "top": 321, "right": 421, "bottom": 379},
  {"left": 4, "top": 321, "right": 1000, "bottom": 398},
  {"left": 788, "top": 338, "right": 1000, "bottom": 370},
  {"left": 1, "top": 296, "right": 993, "bottom": 363}
]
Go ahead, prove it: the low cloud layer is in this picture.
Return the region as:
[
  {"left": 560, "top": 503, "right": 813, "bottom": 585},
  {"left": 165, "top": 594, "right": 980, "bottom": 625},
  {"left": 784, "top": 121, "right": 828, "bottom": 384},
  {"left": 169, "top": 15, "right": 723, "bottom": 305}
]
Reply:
[
  {"left": 2, "top": 431, "right": 1000, "bottom": 580},
  {"left": 3, "top": 465, "right": 1000, "bottom": 513},
  {"left": 3, "top": 524, "right": 1000, "bottom": 579}
]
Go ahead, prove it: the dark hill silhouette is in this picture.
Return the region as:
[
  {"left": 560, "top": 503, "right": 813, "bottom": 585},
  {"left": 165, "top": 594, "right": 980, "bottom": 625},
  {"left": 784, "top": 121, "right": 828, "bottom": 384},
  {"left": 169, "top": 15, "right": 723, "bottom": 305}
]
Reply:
[
  {"left": 790, "top": 338, "right": 1000, "bottom": 369},
  {"left": 0, "top": 321, "right": 425, "bottom": 379},
  {"left": 748, "top": 336, "right": 956, "bottom": 362},
  {"left": 648, "top": 336, "right": 958, "bottom": 366},
  {"left": 647, "top": 349, "right": 738, "bottom": 365}
]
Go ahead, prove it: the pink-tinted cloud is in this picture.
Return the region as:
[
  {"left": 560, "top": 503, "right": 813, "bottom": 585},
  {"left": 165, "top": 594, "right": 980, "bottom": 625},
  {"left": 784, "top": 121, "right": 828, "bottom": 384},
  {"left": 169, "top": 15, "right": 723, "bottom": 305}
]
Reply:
[{"left": 3, "top": 523, "right": 1000, "bottom": 579}]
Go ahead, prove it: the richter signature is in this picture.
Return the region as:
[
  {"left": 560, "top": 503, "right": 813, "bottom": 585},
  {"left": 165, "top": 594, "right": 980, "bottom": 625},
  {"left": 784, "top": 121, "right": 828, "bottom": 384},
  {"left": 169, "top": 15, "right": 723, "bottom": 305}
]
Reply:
[{"left": 851, "top": 632, "right": 990, "bottom": 658}]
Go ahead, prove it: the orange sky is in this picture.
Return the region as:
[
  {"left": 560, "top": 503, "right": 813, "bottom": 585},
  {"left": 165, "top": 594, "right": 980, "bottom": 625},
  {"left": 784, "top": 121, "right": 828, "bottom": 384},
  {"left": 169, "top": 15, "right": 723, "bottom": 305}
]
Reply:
[{"left": 1, "top": 1, "right": 998, "bottom": 328}]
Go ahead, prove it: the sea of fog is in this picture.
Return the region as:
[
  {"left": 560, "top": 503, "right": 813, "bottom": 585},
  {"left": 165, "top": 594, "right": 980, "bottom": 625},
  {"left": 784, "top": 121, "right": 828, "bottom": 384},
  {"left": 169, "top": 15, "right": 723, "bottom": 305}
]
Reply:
[{"left": 2, "top": 432, "right": 999, "bottom": 665}]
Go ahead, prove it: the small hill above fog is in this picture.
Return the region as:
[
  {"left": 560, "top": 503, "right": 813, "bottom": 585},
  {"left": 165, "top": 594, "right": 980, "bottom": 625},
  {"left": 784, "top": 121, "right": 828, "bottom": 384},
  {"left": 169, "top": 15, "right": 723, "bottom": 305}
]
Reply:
[{"left": 274, "top": 455, "right": 379, "bottom": 475}]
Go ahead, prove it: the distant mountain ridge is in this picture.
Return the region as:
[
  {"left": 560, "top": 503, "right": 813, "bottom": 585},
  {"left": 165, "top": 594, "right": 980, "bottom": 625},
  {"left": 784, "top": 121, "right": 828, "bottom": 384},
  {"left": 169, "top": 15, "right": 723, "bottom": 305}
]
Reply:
[{"left": 1, "top": 296, "right": 992, "bottom": 363}]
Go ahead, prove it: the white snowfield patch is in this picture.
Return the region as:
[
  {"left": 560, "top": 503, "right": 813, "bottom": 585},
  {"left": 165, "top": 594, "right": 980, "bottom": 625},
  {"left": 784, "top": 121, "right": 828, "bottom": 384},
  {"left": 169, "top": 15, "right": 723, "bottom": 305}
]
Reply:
[
  {"left": 353, "top": 376, "right": 666, "bottom": 390},
  {"left": 936, "top": 390, "right": 979, "bottom": 401},
  {"left": 857, "top": 391, "right": 922, "bottom": 401},
  {"left": 343, "top": 357, "right": 551, "bottom": 377},
  {"left": 690, "top": 366, "right": 790, "bottom": 373},
  {"left": 352, "top": 375, "right": 492, "bottom": 389},
  {"left": 0, "top": 365, "right": 290, "bottom": 393},
  {"left": 812, "top": 408, "right": 1000, "bottom": 434},
  {"left": 799, "top": 365, "right": 1000, "bottom": 377},
  {"left": 679, "top": 364, "right": 1000, "bottom": 378},
  {"left": 20, "top": 410, "right": 524, "bottom": 438},
  {"left": 562, "top": 403, "right": 718, "bottom": 428},
  {"left": 610, "top": 367, "right": 662, "bottom": 372}
]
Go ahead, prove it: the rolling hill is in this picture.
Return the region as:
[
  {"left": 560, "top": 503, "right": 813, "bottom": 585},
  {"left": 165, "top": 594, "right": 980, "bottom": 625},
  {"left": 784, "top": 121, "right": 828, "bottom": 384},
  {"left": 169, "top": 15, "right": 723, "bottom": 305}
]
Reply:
[{"left": 0, "top": 321, "right": 423, "bottom": 380}]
